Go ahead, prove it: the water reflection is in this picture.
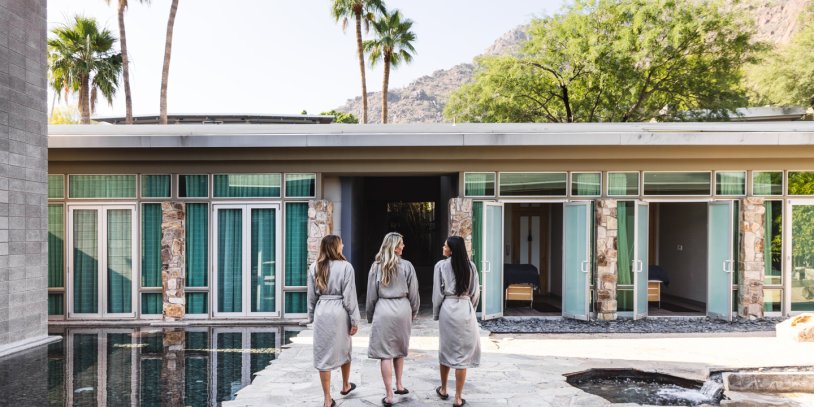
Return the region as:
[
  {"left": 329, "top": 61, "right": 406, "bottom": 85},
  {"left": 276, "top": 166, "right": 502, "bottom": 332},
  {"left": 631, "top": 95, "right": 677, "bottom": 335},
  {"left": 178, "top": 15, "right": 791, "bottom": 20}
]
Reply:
[{"left": 1, "top": 325, "right": 302, "bottom": 406}]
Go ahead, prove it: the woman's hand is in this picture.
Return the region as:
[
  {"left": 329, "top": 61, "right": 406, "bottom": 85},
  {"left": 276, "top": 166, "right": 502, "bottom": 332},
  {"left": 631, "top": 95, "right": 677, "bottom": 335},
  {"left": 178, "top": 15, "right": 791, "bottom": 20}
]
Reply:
[{"left": 349, "top": 325, "right": 358, "bottom": 336}]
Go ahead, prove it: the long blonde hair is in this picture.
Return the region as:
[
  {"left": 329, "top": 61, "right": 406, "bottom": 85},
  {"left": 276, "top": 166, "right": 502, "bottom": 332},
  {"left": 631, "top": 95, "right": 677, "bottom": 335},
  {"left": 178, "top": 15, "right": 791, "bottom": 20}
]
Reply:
[
  {"left": 374, "top": 232, "right": 403, "bottom": 287},
  {"left": 316, "top": 235, "right": 346, "bottom": 293}
]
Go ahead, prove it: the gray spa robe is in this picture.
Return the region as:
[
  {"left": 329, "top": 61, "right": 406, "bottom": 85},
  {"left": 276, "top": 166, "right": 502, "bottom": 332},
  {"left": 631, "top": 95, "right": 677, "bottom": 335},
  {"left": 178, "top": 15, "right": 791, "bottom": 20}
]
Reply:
[
  {"left": 365, "top": 259, "right": 420, "bottom": 359},
  {"left": 432, "top": 258, "right": 481, "bottom": 369},
  {"left": 307, "top": 260, "right": 361, "bottom": 371}
]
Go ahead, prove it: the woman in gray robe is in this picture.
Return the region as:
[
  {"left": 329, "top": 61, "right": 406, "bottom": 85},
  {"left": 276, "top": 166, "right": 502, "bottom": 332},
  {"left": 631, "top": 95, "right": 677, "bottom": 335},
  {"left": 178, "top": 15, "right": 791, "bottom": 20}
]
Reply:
[
  {"left": 366, "top": 232, "right": 420, "bottom": 407},
  {"left": 432, "top": 236, "right": 480, "bottom": 407},
  {"left": 307, "top": 235, "right": 361, "bottom": 407}
]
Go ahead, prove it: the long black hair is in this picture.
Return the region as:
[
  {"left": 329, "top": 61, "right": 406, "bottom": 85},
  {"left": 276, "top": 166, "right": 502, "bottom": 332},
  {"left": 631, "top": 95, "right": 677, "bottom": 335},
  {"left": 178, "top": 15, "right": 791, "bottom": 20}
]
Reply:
[{"left": 446, "top": 236, "right": 472, "bottom": 296}]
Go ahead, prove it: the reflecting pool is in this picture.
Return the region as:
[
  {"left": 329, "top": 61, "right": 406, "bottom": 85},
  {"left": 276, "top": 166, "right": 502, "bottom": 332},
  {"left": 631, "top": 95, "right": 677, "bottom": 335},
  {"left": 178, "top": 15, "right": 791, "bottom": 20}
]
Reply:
[{"left": 0, "top": 325, "right": 303, "bottom": 406}]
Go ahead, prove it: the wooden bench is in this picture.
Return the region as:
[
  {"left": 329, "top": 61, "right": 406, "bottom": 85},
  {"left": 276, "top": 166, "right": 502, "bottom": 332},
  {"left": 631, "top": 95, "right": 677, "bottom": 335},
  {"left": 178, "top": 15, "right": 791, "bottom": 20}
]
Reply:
[
  {"left": 648, "top": 280, "right": 661, "bottom": 308},
  {"left": 505, "top": 283, "right": 534, "bottom": 309}
]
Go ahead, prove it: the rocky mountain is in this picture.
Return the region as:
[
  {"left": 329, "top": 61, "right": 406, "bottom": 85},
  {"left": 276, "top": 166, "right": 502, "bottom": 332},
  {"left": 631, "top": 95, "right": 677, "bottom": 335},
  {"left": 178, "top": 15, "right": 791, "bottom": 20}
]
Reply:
[{"left": 335, "top": 0, "right": 809, "bottom": 124}]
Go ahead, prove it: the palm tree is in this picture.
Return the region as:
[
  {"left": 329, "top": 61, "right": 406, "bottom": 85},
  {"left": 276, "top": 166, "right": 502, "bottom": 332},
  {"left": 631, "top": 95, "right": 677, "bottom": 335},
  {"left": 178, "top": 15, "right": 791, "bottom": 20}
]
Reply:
[
  {"left": 331, "top": 0, "right": 386, "bottom": 124},
  {"left": 48, "top": 16, "right": 123, "bottom": 124},
  {"left": 364, "top": 9, "right": 416, "bottom": 124},
  {"left": 105, "top": 0, "right": 150, "bottom": 124},
  {"left": 159, "top": 0, "right": 179, "bottom": 125}
]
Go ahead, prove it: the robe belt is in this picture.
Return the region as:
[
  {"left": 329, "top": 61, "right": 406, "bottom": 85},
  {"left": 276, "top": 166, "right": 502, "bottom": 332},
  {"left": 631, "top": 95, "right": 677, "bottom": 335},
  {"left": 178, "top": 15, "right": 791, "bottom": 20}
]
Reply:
[
  {"left": 317, "top": 295, "right": 344, "bottom": 301},
  {"left": 379, "top": 295, "right": 407, "bottom": 300},
  {"left": 444, "top": 295, "right": 471, "bottom": 300}
]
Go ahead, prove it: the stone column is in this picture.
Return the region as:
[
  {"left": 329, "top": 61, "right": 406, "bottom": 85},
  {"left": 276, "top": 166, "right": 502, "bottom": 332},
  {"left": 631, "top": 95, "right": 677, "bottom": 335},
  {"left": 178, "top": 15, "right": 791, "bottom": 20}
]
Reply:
[
  {"left": 448, "top": 198, "right": 473, "bottom": 257},
  {"left": 307, "top": 200, "right": 334, "bottom": 266},
  {"left": 739, "top": 197, "right": 766, "bottom": 319},
  {"left": 595, "top": 199, "right": 618, "bottom": 321},
  {"left": 161, "top": 328, "right": 186, "bottom": 406},
  {"left": 161, "top": 202, "right": 186, "bottom": 321}
]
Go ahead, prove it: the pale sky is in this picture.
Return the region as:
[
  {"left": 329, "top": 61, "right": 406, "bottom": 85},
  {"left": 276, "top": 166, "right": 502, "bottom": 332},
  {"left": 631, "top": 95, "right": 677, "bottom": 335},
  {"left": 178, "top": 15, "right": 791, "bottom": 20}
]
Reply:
[{"left": 47, "top": 0, "right": 565, "bottom": 118}]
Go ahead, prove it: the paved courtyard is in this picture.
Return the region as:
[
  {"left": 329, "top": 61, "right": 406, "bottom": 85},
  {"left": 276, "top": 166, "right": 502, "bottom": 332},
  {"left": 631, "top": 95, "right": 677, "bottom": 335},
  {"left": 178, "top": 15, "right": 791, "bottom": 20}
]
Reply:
[{"left": 224, "top": 311, "right": 814, "bottom": 406}]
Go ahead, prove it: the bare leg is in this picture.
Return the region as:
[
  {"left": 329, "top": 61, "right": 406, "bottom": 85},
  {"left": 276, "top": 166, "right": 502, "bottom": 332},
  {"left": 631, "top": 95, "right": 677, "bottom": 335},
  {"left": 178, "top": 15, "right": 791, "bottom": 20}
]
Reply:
[
  {"left": 380, "top": 359, "right": 394, "bottom": 402},
  {"left": 394, "top": 357, "right": 405, "bottom": 391},
  {"left": 318, "top": 371, "right": 332, "bottom": 407},
  {"left": 340, "top": 362, "right": 352, "bottom": 393},
  {"left": 439, "top": 364, "right": 450, "bottom": 396},
  {"left": 454, "top": 368, "right": 467, "bottom": 405}
]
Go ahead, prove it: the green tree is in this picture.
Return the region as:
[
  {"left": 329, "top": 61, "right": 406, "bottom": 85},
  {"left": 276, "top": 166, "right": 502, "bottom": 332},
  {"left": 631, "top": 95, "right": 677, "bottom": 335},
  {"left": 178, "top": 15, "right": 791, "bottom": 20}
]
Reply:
[
  {"left": 320, "top": 110, "right": 359, "bottom": 123},
  {"left": 49, "top": 105, "right": 81, "bottom": 124},
  {"left": 48, "top": 16, "right": 123, "bottom": 124},
  {"left": 445, "top": 0, "right": 763, "bottom": 123},
  {"left": 331, "top": 0, "right": 386, "bottom": 124},
  {"left": 159, "top": 0, "right": 179, "bottom": 124},
  {"left": 105, "top": 0, "right": 151, "bottom": 124},
  {"left": 364, "top": 9, "right": 416, "bottom": 124}
]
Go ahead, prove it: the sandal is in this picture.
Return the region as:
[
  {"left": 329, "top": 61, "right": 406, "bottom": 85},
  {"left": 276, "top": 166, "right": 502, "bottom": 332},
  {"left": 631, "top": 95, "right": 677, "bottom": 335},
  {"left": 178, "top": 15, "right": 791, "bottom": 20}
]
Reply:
[
  {"left": 382, "top": 396, "right": 393, "bottom": 407},
  {"left": 453, "top": 399, "right": 467, "bottom": 407},
  {"left": 340, "top": 382, "right": 356, "bottom": 396},
  {"left": 435, "top": 386, "right": 449, "bottom": 400},
  {"left": 394, "top": 388, "right": 409, "bottom": 395}
]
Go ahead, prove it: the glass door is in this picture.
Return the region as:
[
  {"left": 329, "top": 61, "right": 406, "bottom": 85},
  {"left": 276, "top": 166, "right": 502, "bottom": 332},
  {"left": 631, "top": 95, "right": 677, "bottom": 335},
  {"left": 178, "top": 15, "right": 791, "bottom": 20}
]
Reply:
[
  {"left": 563, "top": 202, "right": 591, "bottom": 320},
  {"left": 707, "top": 201, "right": 734, "bottom": 320},
  {"left": 481, "top": 202, "right": 504, "bottom": 320},
  {"left": 213, "top": 204, "right": 281, "bottom": 317},
  {"left": 67, "top": 205, "right": 137, "bottom": 319},
  {"left": 787, "top": 200, "right": 814, "bottom": 313},
  {"left": 633, "top": 202, "right": 649, "bottom": 320}
]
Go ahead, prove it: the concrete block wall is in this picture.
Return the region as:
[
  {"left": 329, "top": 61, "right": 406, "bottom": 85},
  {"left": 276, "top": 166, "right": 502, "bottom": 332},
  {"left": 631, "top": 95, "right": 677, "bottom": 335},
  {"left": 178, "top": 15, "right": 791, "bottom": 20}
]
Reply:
[{"left": 0, "top": 0, "right": 48, "bottom": 349}]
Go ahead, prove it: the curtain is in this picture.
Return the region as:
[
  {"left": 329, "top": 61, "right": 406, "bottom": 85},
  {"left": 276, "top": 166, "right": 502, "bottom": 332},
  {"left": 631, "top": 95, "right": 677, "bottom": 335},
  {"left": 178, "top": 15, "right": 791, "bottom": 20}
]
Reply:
[
  {"left": 573, "top": 173, "right": 600, "bottom": 196},
  {"left": 107, "top": 209, "right": 132, "bottom": 314},
  {"left": 142, "top": 175, "right": 171, "bottom": 198},
  {"left": 186, "top": 203, "right": 209, "bottom": 287},
  {"left": 48, "top": 175, "right": 64, "bottom": 198},
  {"left": 180, "top": 175, "right": 208, "bottom": 198},
  {"left": 250, "top": 332, "right": 276, "bottom": 374},
  {"left": 73, "top": 210, "right": 98, "bottom": 314},
  {"left": 608, "top": 173, "right": 636, "bottom": 196},
  {"left": 616, "top": 202, "right": 634, "bottom": 311},
  {"left": 717, "top": 172, "right": 745, "bottom": 195},
  {"left": 465, "top": 173, "right": 493, "bottom": 196},
  {"left": 217, "top": 332, "right": 243, "bottom": 402},
  {"left": 186, "top": 292, "right": 207, "bottom": 314},
  {"left": 214, "top": 174, "right": 281, "bottom": 198},
  {"left": 141, "top": 293, "right": 162, "bottom": 314},
  {"left": 472, "top": 201, "right": 483, "bottom": 313},
  {"left": 285, "top": 292, "right": 307, "bottom": 313},
  {"left": 285, "top": 203, "right": 308, "bottom": 287},
  {"left": 251, "top": 208, "right": 276, "bottom": 313},
  {"left": 218, "top": 209, "right": 242, "bottom": 313},
  {"left": 141, "top": 204, "right": 162, "bottom": 287},
  {"left": 753, "top": 171, "right": 782, "bottom": 195},
  {"left": 69, "top": 175, "right": 136, "bottom": 198},
  {"left": 48, "top": 205, "right": 64, "bottom": 288},
  {"left": 48, "top": 293, "right": 64, "bottom": 315},
  {"left": 285, "top": 174, "right": 315, "bottom": 197},
  {"left": 106, "top": 333, "right": 132, "bottom": 406}
]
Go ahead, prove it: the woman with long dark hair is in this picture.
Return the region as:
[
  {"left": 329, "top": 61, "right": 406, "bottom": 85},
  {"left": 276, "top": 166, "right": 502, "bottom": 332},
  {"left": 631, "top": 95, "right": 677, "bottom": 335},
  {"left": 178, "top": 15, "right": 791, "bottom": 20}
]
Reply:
[
  {"left": 366, "top": 232, "right": 420, "bottom": 407},
  {"left": 307, "top": 235, "right": 361, "bottom": 407},
  {"left": 432, "top": 235, "right": 480, "bottom": 407}
]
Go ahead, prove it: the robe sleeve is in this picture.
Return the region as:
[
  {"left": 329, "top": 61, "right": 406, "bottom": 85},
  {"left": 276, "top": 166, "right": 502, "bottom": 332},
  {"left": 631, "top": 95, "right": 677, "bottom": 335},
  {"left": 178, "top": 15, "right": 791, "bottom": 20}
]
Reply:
[
  {"left": 469, "top": 261, "right": 481, "bottom": 310},
  {"left": 342, "top": 263, "right": 361, "bottom": 327},
  {"left": 365, "top": 264, "right": 379, "bottom": 323},
  {"left": 432, "top": 262, "right": 444, "bottom": 321},
  {"left": 306, "top": 265, "right": 318, "bottom": 323},
  {"left": 406, "top": 261, "right": 420, "bottom": 319}
]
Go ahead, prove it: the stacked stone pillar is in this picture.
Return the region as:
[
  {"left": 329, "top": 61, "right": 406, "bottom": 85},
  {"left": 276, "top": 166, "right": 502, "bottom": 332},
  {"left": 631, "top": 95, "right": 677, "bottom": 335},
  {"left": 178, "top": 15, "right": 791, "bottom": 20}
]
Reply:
[
  {"left": 307, "top": 200, "right": 334, "bottom": 265},
  {"left": 448, "top": 198, "right": 474, "bottom": 256},
  {"left": 595, "top": 200, "right": 619, "bottom": 321},
  {"left": 739, "top": 197, "right": 766, "bottom": 319},
  {"left": 161, "top": 202, "right": 186, "bottom": 321},
  {"left": 161, "top": 328, "right": 186, "bottom": 405}
]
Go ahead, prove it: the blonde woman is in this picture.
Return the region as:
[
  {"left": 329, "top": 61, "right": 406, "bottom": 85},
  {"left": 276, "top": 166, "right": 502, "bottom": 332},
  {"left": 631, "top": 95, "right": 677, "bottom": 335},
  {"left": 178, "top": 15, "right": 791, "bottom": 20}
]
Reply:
[
  {"left": 307, "top": 235, "right": 361, "bottom": 407},
  {"left": 366, "top": 232, "right": 420, "bottom": 407}
]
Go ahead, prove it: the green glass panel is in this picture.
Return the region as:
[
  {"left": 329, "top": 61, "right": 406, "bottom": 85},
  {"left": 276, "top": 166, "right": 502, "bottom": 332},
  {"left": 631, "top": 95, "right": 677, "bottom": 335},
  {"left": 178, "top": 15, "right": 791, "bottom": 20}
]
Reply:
[
  {"left": 186, "top": 292, "right": 208, "bottom": 314},
  {"left": 499, "top": 172, "right": 567, "bottom": 196},
  {"left": 250, "top": 332, "right": 276, "bottom": 374},
  {"left": 753, "top": 171, "right": 783, "bottom": 196},
  {"left": 708, "top": 201, "right": 734, "bottom": 319},
  {"left": 617, "top": 202, "right": 634, "bottom": 286},
  {"left": 464, "top": 173, "right": 494, "bottom": 196},
  {"left": 643, "top": 172, "right": 711, "bottom": 195},
  {"left": 141, "top": 204, "right": 162, "bottom": 287},
  {"left": 218, "top": 209, "right": 243, "bottom": 313},
  {"left": 285, "top": 292, "right": 307, "bottom": 313},
  {"left": 48, "top": 205, "right": 64, "bottom": 288},
  {"left": 285, "top": 173, "right": 316, "bottom": 197},
  {"left": 73, "top": 334, "right": 98, "bottom": 405},
  {"left": 484, "top": 204, "right": 503, "bottom": 317},
  {"left": 107, "top": 333, "right": 132, "bottom": 406},
  {"left": 791, "top": 204, "right": 814, "bottom": 311},
  {"left": 141, "top": 175, "right": 171, "bottom": 198},
  {"left": 186, "top": 203, "right": 209, "bottom": 287},
  {"left": 608, "top": 172, "right": 639, "bottom": 196},
  {"left": 617, "top": 289, "right": 633, "bottom": 312},
  {"left": 48, "top": 293, "right": 64, "bottom": 315},
  {"left": 141, "top": 293, "right": 162, "bottom": 314},
  {"left": 217, "top": 332, "right": 243, "bottom": 402},
  {"left": 764, "top": 288, "right": 782, "bottom": 312},
  {"left": 48, "top": 175, "right": 64, "bottom": 199},
  {"left": 716, "top": 172, "right": 746, "bottom": 195},
  {"left": 69, "top": 175, "right": 136, "bottom": 198},
  {"left": 214, "top": 174, "right": 281, "bottom": 198},
  {"left": 179, "top": 175, "right": 209, "bottom": 198},
  {"left": 251, "top": 208, "right": 276, "bottom": 313},
  {"left": 472, "top": 201, "right": 483, "bottom": 313},
  {"left": 788, "top": 171, "right": 814, "bottom": 195},
  {"left": 140, "top": 358, "right": 162, "bottom": 406},
  {"left": 107, "top": 209, "right": 132, "bottom": 314},
  {"left": 73, "top": 210, "right": 98, "bottom": 314},
  {"left": 764, "top": 201, "right": 783, "bottom": 285},
  {"left": 635, "top": 203, "right": 649, "bottom": 318},
  {"left": 572, "top": 172, "right": 601, "bottom": 196},
  {"left": 285, "top": 203, "right": 308, "bottom": 287},
  {"left": 563, "top": 202, "right": 590, "bottom": 319}
]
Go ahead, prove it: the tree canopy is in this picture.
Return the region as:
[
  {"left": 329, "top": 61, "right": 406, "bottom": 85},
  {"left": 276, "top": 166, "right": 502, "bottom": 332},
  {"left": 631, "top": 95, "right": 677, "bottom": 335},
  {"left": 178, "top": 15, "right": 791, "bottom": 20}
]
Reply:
[
  {"left": 444, "top": 0, "right": 764, "bottom": 123},
  {"left": 320, "top": 110, "right": 359, "bottom": 124}
]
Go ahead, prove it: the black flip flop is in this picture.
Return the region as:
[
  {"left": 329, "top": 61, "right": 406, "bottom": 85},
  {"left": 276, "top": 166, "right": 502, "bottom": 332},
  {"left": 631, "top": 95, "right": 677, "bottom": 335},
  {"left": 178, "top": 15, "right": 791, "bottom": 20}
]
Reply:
[
  {"left": 394, "top": 388, "right": 409, "bottom": 395},
  {"left": 340, "top": 382, "right": 356, "bottom": 396},
  {"left": 435, "top": 386, "right": 449, "bottom": 400},
  {"left": 382, "top": 396, "right": 393, "bottom": 407},
  {"left": 453, "top": 399, "right": 467, "bottom": 407}
]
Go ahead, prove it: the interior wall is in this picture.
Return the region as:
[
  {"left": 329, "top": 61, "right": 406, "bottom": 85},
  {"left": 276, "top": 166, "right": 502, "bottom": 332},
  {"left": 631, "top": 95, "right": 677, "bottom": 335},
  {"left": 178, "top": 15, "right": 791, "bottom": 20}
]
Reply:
[
  {"left": 503, "top": 204, "right": 514, "bottom": 263},
  {"left": 550, "top": 204, "right": 563, "bottom": 296},
  {"left": 657, "top": 202, "right": 708, "bottom": 303}
]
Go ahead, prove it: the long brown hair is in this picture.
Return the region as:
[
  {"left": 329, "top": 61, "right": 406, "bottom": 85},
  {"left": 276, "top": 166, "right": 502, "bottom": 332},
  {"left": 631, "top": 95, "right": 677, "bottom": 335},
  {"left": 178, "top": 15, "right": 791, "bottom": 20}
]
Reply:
[{"left": 316, "top": 235, "right": 346, "bottom": 293}]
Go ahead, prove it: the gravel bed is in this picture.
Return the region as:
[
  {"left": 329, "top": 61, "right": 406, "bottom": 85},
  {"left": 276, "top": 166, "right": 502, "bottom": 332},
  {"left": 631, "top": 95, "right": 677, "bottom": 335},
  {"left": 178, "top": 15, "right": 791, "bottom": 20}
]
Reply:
[{"left": 481, "top": 317, "right": 784, "bottom": 334}]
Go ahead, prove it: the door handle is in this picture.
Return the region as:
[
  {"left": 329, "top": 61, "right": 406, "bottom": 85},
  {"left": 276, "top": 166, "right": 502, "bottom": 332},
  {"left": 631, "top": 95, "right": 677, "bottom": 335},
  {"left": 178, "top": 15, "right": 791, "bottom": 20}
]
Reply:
[
  {"left": 483, "top": 260, "right": 491, "bottom": 273},
  {"left": 632, "top": 260, "right": 643, "bottom": 273},
  {"left": 581, "top": 260, "right": 589, "bottom": 273}
]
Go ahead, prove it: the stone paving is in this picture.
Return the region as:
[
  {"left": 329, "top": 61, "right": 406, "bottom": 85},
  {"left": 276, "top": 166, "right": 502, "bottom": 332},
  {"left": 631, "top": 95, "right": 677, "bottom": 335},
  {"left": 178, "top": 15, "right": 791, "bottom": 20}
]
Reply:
[{"left": 224, "top": 311, "right": 814, "bottom": 407}]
